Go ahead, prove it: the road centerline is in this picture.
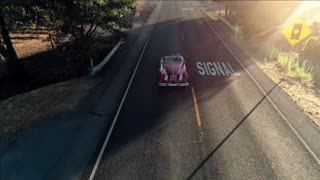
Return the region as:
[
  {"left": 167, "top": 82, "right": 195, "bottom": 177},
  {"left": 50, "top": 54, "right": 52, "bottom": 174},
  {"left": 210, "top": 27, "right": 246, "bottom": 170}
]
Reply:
[{"left": 192, "top": 87, "right": 202, "bottom": 127}]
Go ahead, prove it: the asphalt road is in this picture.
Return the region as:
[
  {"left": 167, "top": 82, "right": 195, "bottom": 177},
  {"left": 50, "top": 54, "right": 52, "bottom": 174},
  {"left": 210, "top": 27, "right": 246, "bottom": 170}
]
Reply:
[{"left": 92, "top": 1, "right": 320, "bottom": 179}]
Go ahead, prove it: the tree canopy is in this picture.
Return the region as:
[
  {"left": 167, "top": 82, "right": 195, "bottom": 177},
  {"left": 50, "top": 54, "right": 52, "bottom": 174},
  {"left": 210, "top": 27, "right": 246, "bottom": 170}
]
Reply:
[{"left": 0, "top": 0, "right": 137, "bottom": 77}]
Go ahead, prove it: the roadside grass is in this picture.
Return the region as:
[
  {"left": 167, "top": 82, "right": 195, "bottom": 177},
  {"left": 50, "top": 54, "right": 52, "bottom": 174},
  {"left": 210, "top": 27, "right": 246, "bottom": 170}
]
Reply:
[
  {"left": 265, "top": 47, "right": 281, "bottom": 62},
  {"left": 265, "top": 48, "right": 314, "bottom": 82}
]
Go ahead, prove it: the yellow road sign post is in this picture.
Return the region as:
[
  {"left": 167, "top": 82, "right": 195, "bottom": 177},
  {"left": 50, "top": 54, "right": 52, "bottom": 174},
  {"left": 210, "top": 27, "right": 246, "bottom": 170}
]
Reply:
[
  {"left": 281, "top": 18, "right": 312, "bottom": 77},
  {"left": 281, "top": 18, "right": 312, "bottom": 46}
]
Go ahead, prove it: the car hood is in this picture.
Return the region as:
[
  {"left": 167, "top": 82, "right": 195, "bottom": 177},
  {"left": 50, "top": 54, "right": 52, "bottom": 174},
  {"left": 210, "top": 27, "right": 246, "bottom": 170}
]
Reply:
[{"left": 163, "top": 63, "right": 182, "bottom": 76}]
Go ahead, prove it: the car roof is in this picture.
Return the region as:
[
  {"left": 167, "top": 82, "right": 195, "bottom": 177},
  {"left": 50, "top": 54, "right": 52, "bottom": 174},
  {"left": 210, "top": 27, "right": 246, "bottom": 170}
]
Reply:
[
  {"left": 162, "top": 55, "right": 184, "bottom": 64},
  {"left": 163, "top": 55, "right": 184, "bottom": 59}
]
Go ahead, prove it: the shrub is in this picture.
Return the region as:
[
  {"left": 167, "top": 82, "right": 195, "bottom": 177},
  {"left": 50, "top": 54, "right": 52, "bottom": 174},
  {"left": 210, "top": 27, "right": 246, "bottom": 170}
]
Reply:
[
  {"left": 277, "top": 53, "right": 314, "bottom": 81},
  {"left": 265, "top": 47, "right": 281, "bottom": 62},
  {"left": 295, "top": 60, "right": 314, "bottom": 81}
]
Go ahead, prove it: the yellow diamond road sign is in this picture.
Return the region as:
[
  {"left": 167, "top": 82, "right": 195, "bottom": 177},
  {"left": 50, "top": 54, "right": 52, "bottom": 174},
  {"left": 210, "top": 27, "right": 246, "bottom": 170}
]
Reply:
[{"left": 281, "top": 18, "right": 312, "bottom": 46}]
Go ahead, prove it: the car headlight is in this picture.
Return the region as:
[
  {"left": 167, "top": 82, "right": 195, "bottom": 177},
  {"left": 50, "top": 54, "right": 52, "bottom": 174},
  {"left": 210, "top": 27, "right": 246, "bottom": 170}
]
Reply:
[{"left": 164, "top": 75, "right": 168, "bottom": 81}]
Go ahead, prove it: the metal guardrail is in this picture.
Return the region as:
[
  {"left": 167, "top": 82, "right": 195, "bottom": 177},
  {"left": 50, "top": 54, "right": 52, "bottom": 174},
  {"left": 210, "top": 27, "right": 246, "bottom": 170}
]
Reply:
[{"left": 90, "top": 39, "right": 125, "bottom": 76}]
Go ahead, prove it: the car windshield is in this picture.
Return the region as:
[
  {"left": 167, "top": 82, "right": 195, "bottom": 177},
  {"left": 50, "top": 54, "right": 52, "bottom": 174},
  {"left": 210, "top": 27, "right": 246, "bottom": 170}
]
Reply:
[{"left": 163, "top": 56, "right": 183, "bottom": 64}]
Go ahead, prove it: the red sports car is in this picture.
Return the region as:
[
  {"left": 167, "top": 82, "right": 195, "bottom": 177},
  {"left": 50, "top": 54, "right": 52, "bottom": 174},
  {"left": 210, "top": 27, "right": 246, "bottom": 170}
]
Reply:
[{"left": 158, "top": 54, "right": 189, "bottom": 87}]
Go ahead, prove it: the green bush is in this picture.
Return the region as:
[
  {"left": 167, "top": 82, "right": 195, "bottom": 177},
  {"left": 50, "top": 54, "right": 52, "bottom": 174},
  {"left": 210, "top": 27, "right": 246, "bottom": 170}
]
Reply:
[
  {"left": 277, "top": 53, "right": 314, "bottom": 81},
  {"left": 295, "top": 60, "right": 314, "bottom": 81}
]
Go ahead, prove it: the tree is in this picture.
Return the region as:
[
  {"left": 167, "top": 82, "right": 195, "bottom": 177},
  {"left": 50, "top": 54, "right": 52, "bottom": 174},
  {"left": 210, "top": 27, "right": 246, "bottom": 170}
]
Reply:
[
  {"left": 109, "top": 0, "right": 136, "bottom": 31},
  {"left": 0, "top": 0, "right": 56, "bottom": 78},
  {"left": 0, "top": 0, "right": 24, "bottom": 78},
  {"left": 0, "top": 0, "right": 137, "bottom": 77},
  {"left": 43, "top": 0, "right": 136, "bottom": 42},
  {"left": 0, "top": 13, "right": 17, "bottom": 63}
]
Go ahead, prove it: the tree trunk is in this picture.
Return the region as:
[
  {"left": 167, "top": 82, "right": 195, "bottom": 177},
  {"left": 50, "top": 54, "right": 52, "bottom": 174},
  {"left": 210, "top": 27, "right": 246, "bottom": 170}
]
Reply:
[
  {"left": 88, "top": 25, "right": 98, "bottom": 36},
  {"left": 0, "top": 12, "right": 22, "bottom": 79},
  {"left": 48, "top": 33, "right": 54, "bottom": 49},
  {"left": 85, "top": 23, "right": 94, "bottom": 37},
  {"left": 80, "top": 24, "right": 85, "bottom": 40},
  {"left": 0, "top": 39, "right": 9, "bottom": 60}
]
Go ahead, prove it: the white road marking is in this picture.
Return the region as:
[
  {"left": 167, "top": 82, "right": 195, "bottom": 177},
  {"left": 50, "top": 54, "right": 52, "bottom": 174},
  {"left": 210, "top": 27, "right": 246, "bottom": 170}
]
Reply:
[
  {"left": 181, "top": 32, "right": 184, "bottom": 41},
  {"left": 214, "top": 62, "right": 225, "bottom": 76},
  {"left": 227, "top": 63, "right": 236, "bottom": 74},
  {"left": 203, "top": 62, "right": 209, "bottom": 75},
  {"left": 88, "top": 2, "right": 163, "bottom": 180},
  {"left": 202, "top": 11, "right": 320, "bottom": 165},
  {"left": 182, "top": 8, "right": 194, "bottom": 11},
  {"left": 222, "top": 63, "right": 232, "bottom": 76},
  {"left": 196, "top": 61, "right": 236, "bottom": 76},
  {"left": 206, "top": 62, "right": 216, "bottom": 75},
  {"left": 234, "top": 73, "right": 241, "bottom": 76},
  {"left": 197, "top": 62, "right": 206, "bottom": 75}
]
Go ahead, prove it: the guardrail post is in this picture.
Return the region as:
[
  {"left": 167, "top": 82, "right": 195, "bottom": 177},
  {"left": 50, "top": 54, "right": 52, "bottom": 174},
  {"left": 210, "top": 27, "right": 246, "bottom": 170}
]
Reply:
[{"left": 90, "top": 39, "right": 125, "bottom": 76}]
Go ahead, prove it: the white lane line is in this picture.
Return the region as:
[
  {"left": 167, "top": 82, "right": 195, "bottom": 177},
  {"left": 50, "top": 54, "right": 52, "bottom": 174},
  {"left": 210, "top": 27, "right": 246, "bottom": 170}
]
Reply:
[
  {"left": 181, "top": 32, "right": 184, "bottom": 41},
  {"left": 88, "top": 2, "right": 163, "bottom": 180},
  {"left": 181, "top": 8, "right": 194, "bottom": 11},
  {"left": 202, "top": 14, "right": 320, "bottom": 165}
]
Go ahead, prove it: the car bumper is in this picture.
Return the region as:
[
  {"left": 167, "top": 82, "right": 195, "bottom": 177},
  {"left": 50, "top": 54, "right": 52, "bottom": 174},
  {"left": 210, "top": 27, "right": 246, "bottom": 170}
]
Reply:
[{"left": 158, "top": 82, "right": 189, "bottom": 87}]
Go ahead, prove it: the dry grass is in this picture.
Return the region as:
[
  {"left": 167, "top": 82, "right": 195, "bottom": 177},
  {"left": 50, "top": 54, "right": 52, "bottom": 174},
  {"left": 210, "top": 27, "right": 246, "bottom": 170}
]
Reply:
[
  {"left": 11, "top": 32, "right": 51, "bottom": 58},
  {"left": 1, "top": 32, "right": 51, "bottom": 78}
]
